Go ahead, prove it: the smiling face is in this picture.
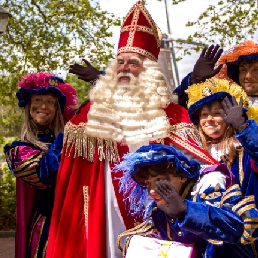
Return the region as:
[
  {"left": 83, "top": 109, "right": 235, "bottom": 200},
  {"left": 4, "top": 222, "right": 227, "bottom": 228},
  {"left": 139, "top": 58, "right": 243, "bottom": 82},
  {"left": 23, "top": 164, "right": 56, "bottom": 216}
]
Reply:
[
  {"left": 143, "top": 167, "right": 187, "bottom": 205},
  {"left": 29, "top": 93, "right": 58, "bottom": 129},
  {"left": 116, "top": 53, "right": 145, "bottom": 84},
  {"left": 199, "top": 101, "right": 227, "bottom": 141},
  {"left": 239, "top": 60, "right": 258, "bottom": 95}
]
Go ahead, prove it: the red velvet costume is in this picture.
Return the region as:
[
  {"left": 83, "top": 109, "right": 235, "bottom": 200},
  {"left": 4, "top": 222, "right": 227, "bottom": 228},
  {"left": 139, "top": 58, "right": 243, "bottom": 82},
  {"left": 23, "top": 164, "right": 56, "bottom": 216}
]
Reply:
[
  {"left": 46, "top": 102, "right": 217, "bottom": 258},
  {"left": 47, "top": 2, "right": 218, "bottom": 257}
]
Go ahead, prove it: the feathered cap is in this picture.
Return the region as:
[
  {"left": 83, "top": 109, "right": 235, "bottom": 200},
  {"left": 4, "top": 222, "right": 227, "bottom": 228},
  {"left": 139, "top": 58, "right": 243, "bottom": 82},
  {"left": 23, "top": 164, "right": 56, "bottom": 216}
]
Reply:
[
  {"left": 117, "top": 1, "right": 162, "bottom": 61},
  {"left": 16, "top": 72, "right": 78, "bottom": 123},
  {"left": 216, "top": 40, "right": 258, "bottom": 84},
  {"left": 187, "top": 77, "right": 249, "bottom": 125},
  {"left": 113, "top": 144, "right": 200, "bottom": 215}
]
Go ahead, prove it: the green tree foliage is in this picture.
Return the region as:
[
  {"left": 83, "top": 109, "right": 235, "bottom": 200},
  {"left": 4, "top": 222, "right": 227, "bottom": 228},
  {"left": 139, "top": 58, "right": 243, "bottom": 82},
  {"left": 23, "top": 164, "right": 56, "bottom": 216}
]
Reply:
[
  {"left": 0, "top": 0, "right": 121, "bottom": 137},
  {"left": 66, "top": 73, "right": 92, "bottom": 104},
  {"left": 156, "top": 0, "right": 258, "bottom": 55},
  {"left": 0, "top": 74, "right": 23, "bottom": 137},
  {"left": 0, "top": 163, "right": 16, "bottom": 230}
]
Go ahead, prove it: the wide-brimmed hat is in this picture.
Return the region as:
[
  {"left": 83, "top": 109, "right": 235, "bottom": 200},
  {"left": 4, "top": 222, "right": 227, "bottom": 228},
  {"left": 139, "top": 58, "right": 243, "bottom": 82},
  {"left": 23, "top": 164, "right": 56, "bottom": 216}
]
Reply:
[
  {"left": 16, "top": 72, "right": 78, "bottom": 122},
  {"left": 216, "top": 40, "right": 258, "bottom": 84},
  {"left": 187, "top": 77, "right": 249, "bottom": 125},
  {"left": 113, "top": 143, "right": 200, "bottom": 215}
]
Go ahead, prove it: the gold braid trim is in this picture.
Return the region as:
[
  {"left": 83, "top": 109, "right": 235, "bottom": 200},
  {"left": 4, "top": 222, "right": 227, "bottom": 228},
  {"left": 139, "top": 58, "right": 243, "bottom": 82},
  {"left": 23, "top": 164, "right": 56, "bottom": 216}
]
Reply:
[
  {"left": 168, "top": 123, "right": 202, "bottom": 147},
  {"left": 43, "top": 240, "right": 48, "bottom": 258},
  {"left": 117, "top": 218, "right": 157, "bottom": 253},
  {"left": 220, "top": 184, "right": 241, "bottom": 206},
  {"left": 34, "top": 216, "right": 46, "bottom": 258},
  {"left": 63, "top": 121, "right": 120, "bottom": 163},
  {"left": 167, "top": 132, "right": 216, "bottom": 164},
  {"left": 182, "top": 181, "right": 194, "bottom": 199},
  {"left": 232, "top": 195, "right": 255, "bottom": 214},
  {"left": 230, "top": 195, "right": 258, "bottom": 244},
  {"left": 238, "top": 148, "right": 244, "bottom": 187},
  {"left": 83, "top": 186, "right": 89, "bottom": 239},
  {"left": 11, "top": 152, "right": 47, "bottom": 189},
  {"left": 166, "top": 221, "right": 172, "bottom": 240},
  {"left": 207, "top": 239, "right": 223, "bottom": 245},
  {"left": 251, "top": 242, "right": 258, "bottom": 258}
]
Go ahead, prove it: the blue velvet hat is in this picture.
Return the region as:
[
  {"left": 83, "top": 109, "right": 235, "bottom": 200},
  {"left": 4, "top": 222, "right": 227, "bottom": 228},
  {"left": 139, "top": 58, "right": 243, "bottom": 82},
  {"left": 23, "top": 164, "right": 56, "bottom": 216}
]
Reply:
[
  {"left": 16, "top": 72, "right": 78, "bottom": 122},
  {"left": 113, "top": 143, "right": 200, "bottom": 215},
  {"left": 187, "top": 77, "right": 249, "bottom": 125}
]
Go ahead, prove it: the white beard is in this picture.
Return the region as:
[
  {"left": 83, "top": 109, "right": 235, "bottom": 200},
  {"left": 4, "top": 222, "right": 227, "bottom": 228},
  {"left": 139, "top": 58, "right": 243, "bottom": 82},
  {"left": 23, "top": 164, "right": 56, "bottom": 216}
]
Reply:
[{"left": 85, "top": 60, "right": 171, "bottom": 151}]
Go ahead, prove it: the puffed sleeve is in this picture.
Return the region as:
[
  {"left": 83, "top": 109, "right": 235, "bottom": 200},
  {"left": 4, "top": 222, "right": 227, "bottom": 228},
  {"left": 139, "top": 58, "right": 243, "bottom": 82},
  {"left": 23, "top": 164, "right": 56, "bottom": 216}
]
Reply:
[
  {"left": 173, "top": 73, "right": 192, "bottom": 109},
  {"left": 235, "top": 119, "right": 258, "bottom": 161},
  {"left": 4, "top": 132, "right": 63, "bottom": 189},
  {"left": 178, "top": 184, "right": 258, "bottom": 245}
]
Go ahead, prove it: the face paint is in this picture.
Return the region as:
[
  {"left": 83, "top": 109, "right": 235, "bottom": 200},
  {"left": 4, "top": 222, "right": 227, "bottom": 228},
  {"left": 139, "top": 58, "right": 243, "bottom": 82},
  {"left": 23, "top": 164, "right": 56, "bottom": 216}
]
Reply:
[
  {"left": 199, "top": 101, "right": 227, "bottom": 140},
  {"left": 29, "top": 94, "right": 58, "bottom": 129}
]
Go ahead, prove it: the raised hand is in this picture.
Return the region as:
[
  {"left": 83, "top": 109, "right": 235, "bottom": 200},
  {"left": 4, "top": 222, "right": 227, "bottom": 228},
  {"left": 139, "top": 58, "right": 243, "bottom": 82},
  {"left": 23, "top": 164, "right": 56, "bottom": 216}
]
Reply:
[
  {"left": 220, "top": 96, "right": 248, "bottom": 133},
  {"left": 191, "top": 44, "right": 223, "bottom": 84},
  {"left": 155, "top": 180, "right": 186, "bottom": 218},
  {"left": 69, "top": 59, "right": 101, "bottom": 83}
]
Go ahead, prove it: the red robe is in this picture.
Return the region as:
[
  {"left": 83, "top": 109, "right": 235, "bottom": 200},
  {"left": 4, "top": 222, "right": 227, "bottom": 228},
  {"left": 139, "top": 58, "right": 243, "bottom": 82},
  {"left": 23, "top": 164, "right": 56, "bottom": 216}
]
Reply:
[{"left": 46, "top": 102, "right": 217, "bottom": 258}]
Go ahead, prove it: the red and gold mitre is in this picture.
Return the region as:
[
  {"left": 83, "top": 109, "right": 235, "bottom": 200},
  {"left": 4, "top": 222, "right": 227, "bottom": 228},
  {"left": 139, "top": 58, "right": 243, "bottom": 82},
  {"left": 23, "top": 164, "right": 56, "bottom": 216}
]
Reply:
[{"left": 117, "top": 1, "right": 161, "bottom": 61}]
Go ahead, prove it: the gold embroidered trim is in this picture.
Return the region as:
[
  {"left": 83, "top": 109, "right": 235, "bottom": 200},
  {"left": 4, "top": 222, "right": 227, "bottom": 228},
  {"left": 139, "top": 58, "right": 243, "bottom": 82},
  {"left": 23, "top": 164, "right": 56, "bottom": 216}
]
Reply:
[
  {"left": 203, "top": 191, "right": 222, "bottom": 201},
  {"left": 219, "top": 184, "right": 241, "bottom": 206},
  {"left": 63, "top": 121, "right": 120, "bottom": 163},
  {"left": 228, "top": 194, "right": 258, "bottom": 244},
  {"left": 166, "top": 221, "right": 172, "bottom": 240},
  {"left": 14, "top": 153, "right": 43, "bottom": 172},
  {"left": 168, "top": 123, "right": 202, "bottom": 147},
  {"left": 120, "top": 1, "right": 161, "bottom": 48},
  {"left": 232, "top": 195, "right": 255, "bottom": 213},
  {"left": 34, "top": 216, "right": 46, "bottom": 258},
  {"left": 238, "top": 148, "right": 244, "bottom": 186},
  {"left": 244, "top": 217, "right": 258, "bottom": 223},
  {"left": 251, "top": 242, "right": 258, "bottom": 258},
  {"left": 243, "top": 224, "right": 258, "bottom": 230},
  {"left": 117, "top": 219, "right": 157, "bottom": 252},
  {"left": 126, "top": 6, "right": 139, "bottom": 48},
  {"left": 29, "top": 214, "right": 41, "bottom": 247},
  {"left": 83, "top": 186, "right": 89, "bottom": 238},
  {"left": 182, "top": 181, "right": 194, "bottom": 199},
  {"left": 43, "top": 240, "right": 48, "bottom": 258},
  {"left": 207, "top": 239, "right": 223, "bottom": 245},
  {"left": 242, "top": 230, "right": 256, "bottom": 241},
  {"left": 118, "top": 46, "right": 157, "bottom": 62},
  {"left": 167, "top": 132, "right": 216, "bottom": 165},
  {"left": 220, "top": 190, "right": 242, "bottom": 206},
  {"left": 238, "top": 203, "right": 256, "bottom": 216},
  {"left": 192, "top": 194, "right": 198, "bottom": 202}
]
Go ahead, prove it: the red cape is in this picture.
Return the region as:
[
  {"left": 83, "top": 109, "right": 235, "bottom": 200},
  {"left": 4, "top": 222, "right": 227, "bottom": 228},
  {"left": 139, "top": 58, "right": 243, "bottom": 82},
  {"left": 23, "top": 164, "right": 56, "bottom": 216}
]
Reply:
[{"left": 47, "top": 102, "right": 217, "bottom": 258}]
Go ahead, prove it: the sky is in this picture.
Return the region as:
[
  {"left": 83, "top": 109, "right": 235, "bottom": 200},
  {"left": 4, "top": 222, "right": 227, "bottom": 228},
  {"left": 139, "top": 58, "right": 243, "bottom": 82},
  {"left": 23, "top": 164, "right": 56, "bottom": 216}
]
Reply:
[{"left": 97, "top": 0, "right": 258, "bottom": 83}]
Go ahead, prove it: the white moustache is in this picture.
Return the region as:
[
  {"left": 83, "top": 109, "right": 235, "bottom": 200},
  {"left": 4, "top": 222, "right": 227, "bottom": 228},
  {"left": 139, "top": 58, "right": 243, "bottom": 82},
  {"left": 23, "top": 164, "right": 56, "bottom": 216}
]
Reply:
[{"left": 115, "top": 72, "right": 137, "bottom": 85}]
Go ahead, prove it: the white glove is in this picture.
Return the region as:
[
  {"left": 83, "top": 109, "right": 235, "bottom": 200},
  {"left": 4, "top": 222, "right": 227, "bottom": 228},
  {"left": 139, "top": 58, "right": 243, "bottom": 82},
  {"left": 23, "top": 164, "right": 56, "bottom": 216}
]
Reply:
[{"left": 191, "top": 171, "right": 226, "bottom": 196}]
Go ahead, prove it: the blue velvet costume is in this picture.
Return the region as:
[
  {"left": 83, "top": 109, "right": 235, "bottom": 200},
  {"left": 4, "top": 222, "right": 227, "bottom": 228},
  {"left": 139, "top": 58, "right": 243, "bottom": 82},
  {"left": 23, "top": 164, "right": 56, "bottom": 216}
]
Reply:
[
  {"left": 232, "top": 119, "right": 258, "bottom": 207},
  {"left": 4, "top": 130, "right": 63, "bottom": 258},
  {"left": 116, "top": 144, "right": 258, "bottom": 258},
  {"left": 173, "top": 73, "right": 192, "bottom": 109},
  {"left": 121, "top": 183, "right": 258, "bottom": 257}
]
